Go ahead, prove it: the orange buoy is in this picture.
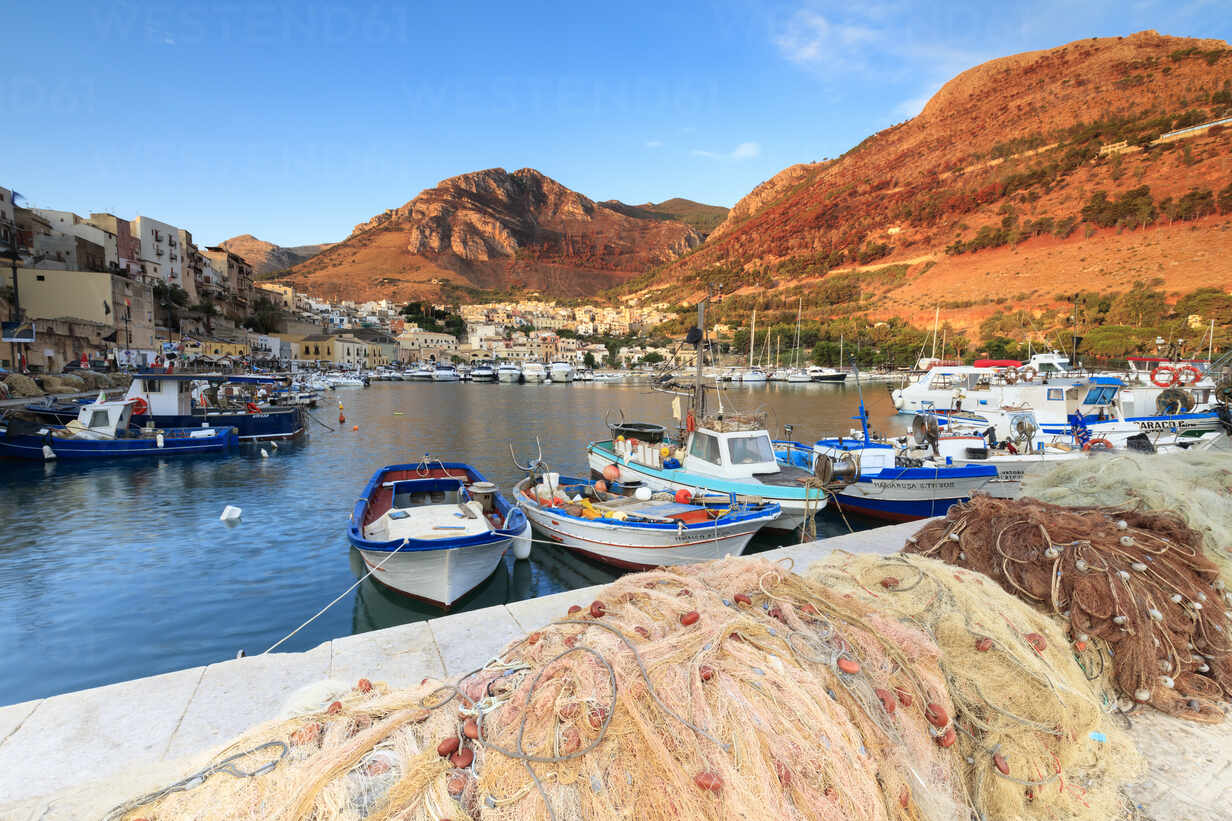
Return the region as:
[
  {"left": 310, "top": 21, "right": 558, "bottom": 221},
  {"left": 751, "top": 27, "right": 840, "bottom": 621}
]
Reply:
[
  {"left": 590, "top": 600, "right": 607, "bottom": 618},
  {"left": 594, "top": 479, "right": 607, "bottom": 494},
  {"left": 463, "top": 717, "right": 479, "bottom": 740},
  {"left": 880, "top": 576, "right": 900, "bottom": 589},
  {"left": 925, "top": 703, "right": 949, "bottom": 728},
  {"left": 874, "top": 687, "right": 896, "bottom": 714},
  {"left": 734, "top": 593, "right": 752, "bottom": 606},
  {"left": 437, "top": 737, "right": 461, "bottom": 757},
  {"left": 587, "top": 705, "right": 608, "bottom": 729},
  {"left": 700, "top": 664, "right": 716, "bottom": 682},
  {"left": 602, "top": 463, "right": 620, "bottom": 482},
  {"left": 694, "top": 771, "right": 723, "bottom": 793},
  {"left": 975, "top": 637, "right": 993, "bottom": 652},
  {"left": 1074, "top": 640, "right": 1088, "bottom": 652},
  {"left": 568, "top": 605, "right": 583, "bottom": 615},
  {"left": 291, "top": 722, "right": 322, "bottom": 746},
  {"left": 895, "top": 686, "right": 913, "bottom": 707},
  {"left": 352, "top": 424, "right": 358, "bottom": 431},
  {"left": 936, "top": 727, "right": 957, "bottom": 747},
  {"left": 446, "top": 773, "right": 466, "bottom": 795},
  {"left": 680, "top": 610, "right": 700, "bottom": 626},
  {"left": 768, "top": 606, "right": 785, "bottom": 622},
  {"left": 357, "top": 678, "right": 373, "bottom": 693},
  {"left": 326, "top": 701, "right": 342, "bottom": 715},
  {"left": 339, "top": 414, "right": 346, "bottom": 423},
  {"left": 994, "top": 753, "right": 1010, "bottom": 775},
  {"left": 527, "top": 632, "right": 542, "bottom": 645},
  {"left": 800, "top": 602, "right": 818, "bottom": 615},
  {"left": 635, "top": 626, "right": 651, "bottom": 639},
  {"left": 1025, "top": 633, "right": 1047, "bottom": 652},
  {"left": 674, "top": 488, "right": 692, "bottom": 504},
  {"left": 837, "top": 657, "right": 861, "bottom": 674},
  {"left": 450, "top": 746, "right": 474, "bottom": 768}
]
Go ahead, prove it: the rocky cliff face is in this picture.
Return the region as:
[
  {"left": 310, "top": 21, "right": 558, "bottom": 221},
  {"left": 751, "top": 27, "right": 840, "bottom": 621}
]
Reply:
[
  {"left": 283, "top": 168, "right": 703, "bottom": 301},
  {"left": 640, "top": 31, "right": 1232, "bottom": 335},
  {"left": 220, "top": 235, "right": 334, "bottom": 277}
]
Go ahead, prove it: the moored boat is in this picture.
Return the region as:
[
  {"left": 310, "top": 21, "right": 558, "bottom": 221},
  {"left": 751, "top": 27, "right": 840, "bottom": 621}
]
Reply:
[
  {"left": 515, "top": 473, "right": 780, "bottom": 569},
  {"left": 496, "top": 362, "right": 523, "bottom": 383},
  {"left": 347, "top": 461, "right": 529, "bottom": 606},
  {"left": 522, "top": 362, "right": 547, "bottom": 383},
  {"left": 548, "top": 361, "right": 575, "bottom": 383},
  {"left": 0, "top": 396, "right": 238, "bottom": 460}
]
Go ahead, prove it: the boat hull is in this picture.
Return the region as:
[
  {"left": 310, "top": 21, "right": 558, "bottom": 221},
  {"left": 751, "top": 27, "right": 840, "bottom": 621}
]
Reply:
[
  {"left": 831, "top": 469, "right": 995, "bottom": 521},
  {"left": 355, "top": 539, "right": 510, "bottom": 606},
  {"left": 0, "top": 428, "right": 238, "bottom": 460},
  {"left": 134, "top": 408, "right": 305, "bottom": 441}
]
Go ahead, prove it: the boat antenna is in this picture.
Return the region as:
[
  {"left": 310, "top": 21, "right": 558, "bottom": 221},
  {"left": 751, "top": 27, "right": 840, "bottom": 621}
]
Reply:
[{"left": 850, "top": 355, "right": 871, "bottom": 443}]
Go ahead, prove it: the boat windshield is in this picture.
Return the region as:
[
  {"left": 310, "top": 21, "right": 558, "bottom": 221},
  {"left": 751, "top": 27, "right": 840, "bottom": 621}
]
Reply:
[
  {"left": 689, "top": 432, "right": 721, "bottom": 464},
  {"left": 728, "top": 434, "right": 774, "bottom": 465}
]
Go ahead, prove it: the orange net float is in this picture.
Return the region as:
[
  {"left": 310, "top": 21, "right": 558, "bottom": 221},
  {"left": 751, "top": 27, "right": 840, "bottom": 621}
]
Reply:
[
  {"left": 674, "top": 488, "right": 693, "bottom": 504},
  {"left": 601, "top": 463, "right": 620, "bottom": 482}
]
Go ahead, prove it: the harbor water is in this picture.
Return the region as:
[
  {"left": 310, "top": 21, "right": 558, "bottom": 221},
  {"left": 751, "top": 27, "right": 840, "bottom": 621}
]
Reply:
[{"left": 0, "top": 380, "right": 901, "bottom": 705}]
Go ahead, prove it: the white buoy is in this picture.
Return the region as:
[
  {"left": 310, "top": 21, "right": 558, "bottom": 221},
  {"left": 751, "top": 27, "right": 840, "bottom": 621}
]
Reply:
[
  {"left": 513, "top": 521, "right": 532, "bottom": 560},
  {"left": 634, "top": 486, "right": 653, "bottom": 501},
  {"left": 220, "top": 505, "right": 243, "bottom": 522},
  {"left": 260, "top": 448, "right": 269, "bottom": 458},
  {"left": 42, "top": 444, "right": 56, "bottom": 460}
]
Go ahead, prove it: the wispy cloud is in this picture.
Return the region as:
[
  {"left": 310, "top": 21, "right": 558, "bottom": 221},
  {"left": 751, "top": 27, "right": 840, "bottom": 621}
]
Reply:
[
  {"left": 644, "top": 139, "right": 663, "bottom": 148},
  {"left": 692, "top": 141, "right": 761, "bottom": 160},
  {"left": 773, "top": 10, "right": 878, "bottom": 68}
]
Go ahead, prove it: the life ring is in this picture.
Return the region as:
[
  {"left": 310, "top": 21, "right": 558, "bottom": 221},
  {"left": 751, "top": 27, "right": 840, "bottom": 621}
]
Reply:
[
  {"left": 685, "top": 409, "right": 696, "bottom": 433},
  {"left": 1150, "top": 365, "right": 1176, "bottom": 388},
  {"left": 129, "top": 397, "right": 149, "bottom": 416},
  {"left": 246, "top": 402, "right": 261, "bottom": 414},
  {"left": 997, "top": 367, "right": 1018, "bottom": 384},
  {"left": 1018, "top": 366, "right": 1037, "bottom": 383},
  {"left": 1175, "top": 364, "right": 1202, "bottom": 386},
  {"left": 1083, "top": 437, "right": 1113, "bottom": 452}
]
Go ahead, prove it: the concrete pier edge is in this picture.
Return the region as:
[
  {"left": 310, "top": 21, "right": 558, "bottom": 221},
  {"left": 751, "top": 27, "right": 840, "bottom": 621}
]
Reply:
[{"left": 1, "top": 520, "right": 1228, "bottom": 820}]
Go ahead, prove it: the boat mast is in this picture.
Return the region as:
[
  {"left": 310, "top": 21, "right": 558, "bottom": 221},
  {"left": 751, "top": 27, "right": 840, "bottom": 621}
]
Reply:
[
  {"left": 794, "top": 298, "right": 802, "bottom": 370},
  {"left": 694, "top": 289, "right": 712, "bottom": 418},
  {"left": 929, "top": 306, "right": 940, "bottom": 360},
  {"left": 748, "top": 309, "right": 756, "bottom": 369}
]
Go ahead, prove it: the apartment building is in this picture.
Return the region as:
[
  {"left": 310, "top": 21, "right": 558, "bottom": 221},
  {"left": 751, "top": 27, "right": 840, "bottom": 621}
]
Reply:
[
  {"left": 0, "top": 186, "right": 15, "bottom": 250},
  {"left": 132, "top": 216, "right": 184, "bottom": 285},
  {"left": 87, "top": 213, "right": 143, "bottom": 277}
]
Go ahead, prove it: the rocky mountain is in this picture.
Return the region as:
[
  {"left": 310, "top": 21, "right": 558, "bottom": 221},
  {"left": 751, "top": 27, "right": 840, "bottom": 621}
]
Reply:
[
  {"left": 636, "top": 31, "right": 1232, "bottom": 340},
  {"left": 280, "top": 168, "right": 704, "bottom": 301},
  {"left": 220, "top": 235, "right": 334, "bottom": 277}
]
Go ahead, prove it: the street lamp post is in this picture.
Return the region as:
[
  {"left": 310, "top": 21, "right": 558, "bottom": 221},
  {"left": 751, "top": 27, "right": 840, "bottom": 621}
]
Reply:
[{"left": 3, "top": 244, "right": 23, "bottom": 371}]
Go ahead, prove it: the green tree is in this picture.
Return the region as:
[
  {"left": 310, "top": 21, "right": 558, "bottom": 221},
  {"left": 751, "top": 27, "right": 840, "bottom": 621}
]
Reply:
[
  {"left": 642, "top": 352, "right": 665, "bottom": 365},
  {"left": 583, "top": 352, "right": 597, "bottom": 369}
]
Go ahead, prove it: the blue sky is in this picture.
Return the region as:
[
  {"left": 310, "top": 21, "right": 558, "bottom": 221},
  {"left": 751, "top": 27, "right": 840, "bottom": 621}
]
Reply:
[{"left": 6, "top": 1, "right": 1228, "bottom": 246}]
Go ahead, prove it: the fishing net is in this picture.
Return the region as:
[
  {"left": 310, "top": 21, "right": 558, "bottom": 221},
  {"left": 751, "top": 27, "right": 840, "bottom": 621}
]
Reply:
[
  {"left": 112, "top": 557, "right": 977, "bottom": 821},
  {"left": 700, "top": 411, "right": 767, "bottom": 432},
  {"left": 808, "top": 553, "right": 1140, "bottom": 821},
  {"left": 904, "top": 495, "right": 1232, "bottom": 722},
  {"left": 1021, "top": 451, "right": 1232, "bottom": 586}
]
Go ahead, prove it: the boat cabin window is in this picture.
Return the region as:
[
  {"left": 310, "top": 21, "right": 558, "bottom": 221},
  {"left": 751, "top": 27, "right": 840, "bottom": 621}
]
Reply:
[
  {"left": 145, "top": 379, "right": 161, "bottom": 392},
  {"left": 928, "top": 373, "right": 957, "bottom": 389},
  {"left": 689, "top": 432, "right": 721, "bottom": 465},
  {"left": 728, "top": 434, "right": 774, "bottom": 465},
  {"left": 1047, "top": 388, "right": 1064, "bottom": 401},
  {"left": 88, "top": 410, "right": 110, "bottom": 428},
  {"left": 1081, "top": 386, "right": 1118, "bottom": 406}
]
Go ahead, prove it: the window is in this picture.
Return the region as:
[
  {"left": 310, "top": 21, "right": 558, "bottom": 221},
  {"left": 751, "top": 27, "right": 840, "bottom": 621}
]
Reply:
[
  {"left": 1047, "top": 388, "right": 1064, "bottom": 401},
  {"left": 688, "top": 432, "right": 721, "bottom": 464},
  {"left": 36, "top": 275, "right": 45, "bottom": 281},
  {"left": 88, "top": 410, "right": 110, "bottom": 427},
  {"left": 728, "top": 434, "right": 774, "bottom": 465},
  {"left": 145, "top": 379, "right": 161, "bottom": 392}
]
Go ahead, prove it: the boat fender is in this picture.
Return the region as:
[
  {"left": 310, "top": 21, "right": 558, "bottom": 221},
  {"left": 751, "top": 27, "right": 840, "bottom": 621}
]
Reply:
[
  {"left": 508, "top": 510, "right": 532, "bottom": 560},
  {"left": 156, "top": 432, "right": 165, "bottom": 448},
  {"left": 42, "top": 444, "right": 56, "bottom": 460},
  {"left": 1150, "top": 365, "right": 1176, "bottom": 388},
  {"left": 602, "top": 464, "right": 620, "bottom": 482}
]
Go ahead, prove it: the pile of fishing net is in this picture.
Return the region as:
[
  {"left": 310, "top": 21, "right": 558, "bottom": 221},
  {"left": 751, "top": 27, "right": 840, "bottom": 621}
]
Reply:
[
  {"left": 809, "top": 552, "right": 1139, "bottom": 821},
  {"left": 1022, "top": 451, "right": 1232, "bottom": 586},
  {"left": 905, "top": 495, "right": 1232, "bottom": 722},
  {"left": 111, "top": 556, "right": 1003, "bottom": 821}
]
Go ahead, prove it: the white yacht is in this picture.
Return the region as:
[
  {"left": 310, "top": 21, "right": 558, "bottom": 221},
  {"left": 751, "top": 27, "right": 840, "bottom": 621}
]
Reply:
[
  {"left": 548, "top": 361, "right": 575, "bottom": 383},
  {"left": 470, "top": 361, "right": 497, "bottom": 382},
  {"left": 522, "top": 362, "right": 547, "bottom": 383},
  {"left": 431, "top": 363, "right": 461, "bottom": 382},
  {"left": 740, "top": 367, "right": 767, "bottom": 383},
  {"left": 496, "top": 362, "right": 523, "bottom": 383}
]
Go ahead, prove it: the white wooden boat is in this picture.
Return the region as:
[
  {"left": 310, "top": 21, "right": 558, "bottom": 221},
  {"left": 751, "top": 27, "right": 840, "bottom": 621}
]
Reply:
[
  {"left": 348, "top": 462, "right": 529, "bottom": 607},
  {"left": 514, "top": 474, "right": 780, "bottom": 570}
]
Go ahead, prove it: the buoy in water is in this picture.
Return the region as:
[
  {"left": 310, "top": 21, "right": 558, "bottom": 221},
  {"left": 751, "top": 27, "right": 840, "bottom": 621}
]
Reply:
[
  {"left": 260, "top": 448, "right": 269, "bottom": 458},
  {"left": 339, "top": 414, "right": 346, "bottom": 424},
  {"left": 220, "top": 505, "right": 242, "bottom": 522},
  {"left": 352, "top": 425, "right": 359, "bottom": 431}
]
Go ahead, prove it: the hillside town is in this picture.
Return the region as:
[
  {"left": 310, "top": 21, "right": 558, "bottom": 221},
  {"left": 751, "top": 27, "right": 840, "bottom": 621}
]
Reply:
[{"left": 0, "top": 185, "right": 691, "bottom": 376}]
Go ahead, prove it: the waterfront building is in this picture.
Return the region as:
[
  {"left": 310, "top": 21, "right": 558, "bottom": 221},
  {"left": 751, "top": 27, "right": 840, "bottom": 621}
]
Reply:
[
  {"left": 255, "top": 282, "right": 296, "bottom": 309},
  {"left": 87, "top": 213, "right": 144, "bottom": 277},
  {"left": 132, "top": 216, "right": 185, "bottom": 286},
  {"left": 0, "top": 186, "right": 15, "bottom": 250}
]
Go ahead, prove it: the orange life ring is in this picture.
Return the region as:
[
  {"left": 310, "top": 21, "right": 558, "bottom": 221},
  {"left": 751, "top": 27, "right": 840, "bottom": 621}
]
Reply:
[
  {"left": 1018, "top": 366, "right": 1037, "bottom": 383},
  {"left": 1083, "top": 437, "right": 1113, "bottom": 452},
  {"left": 246, "top": 402, "right": 261, "bottom": 414},
  {"left": 130, "top": 397, "right": 149, "bottom": 416},
  {"left": 997, "top": 367, "right": 1018, "bottom": 384},
  {"left": 1150, "top": 365, "right": 1176, "bottom": 388},
  {"left": 1175, "top": 364, "right": 1202, "bottom": 386}
]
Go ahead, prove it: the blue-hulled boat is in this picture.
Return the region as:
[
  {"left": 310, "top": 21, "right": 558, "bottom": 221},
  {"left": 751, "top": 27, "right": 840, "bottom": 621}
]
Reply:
[
  {"left": 0, "top": 396, "right": 238, "bottom": 460},
  {"left": 348, "top": 461, "right": 529, "bottom": 607}
]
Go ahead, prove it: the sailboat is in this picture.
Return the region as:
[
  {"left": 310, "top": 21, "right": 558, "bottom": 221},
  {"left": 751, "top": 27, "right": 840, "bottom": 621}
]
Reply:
[
  {"left": 786, "top": 299, "right": 812, "bottom": 382},
  {"left": 741, "top": 308, "right": 767, "bottom": 382}
]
